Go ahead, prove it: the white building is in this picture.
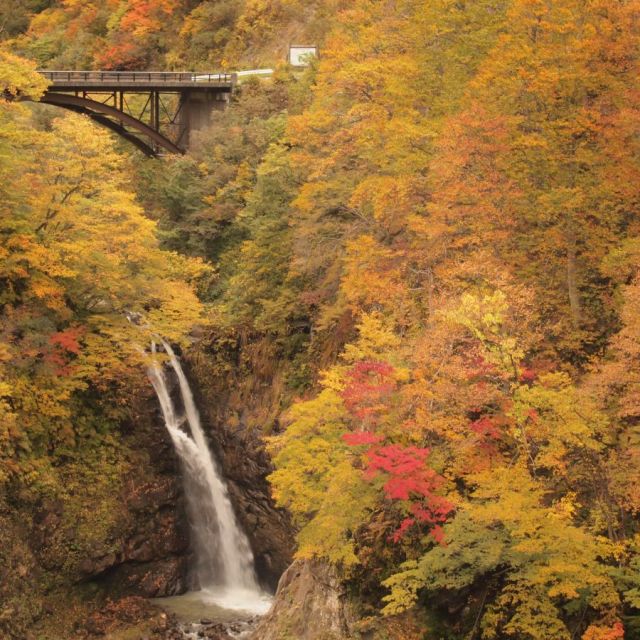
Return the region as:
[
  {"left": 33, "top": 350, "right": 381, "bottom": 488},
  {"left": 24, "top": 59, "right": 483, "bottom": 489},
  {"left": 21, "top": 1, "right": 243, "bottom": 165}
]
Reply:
[{"left": 288, "top": 45, "right": 318, "bottom": 67}]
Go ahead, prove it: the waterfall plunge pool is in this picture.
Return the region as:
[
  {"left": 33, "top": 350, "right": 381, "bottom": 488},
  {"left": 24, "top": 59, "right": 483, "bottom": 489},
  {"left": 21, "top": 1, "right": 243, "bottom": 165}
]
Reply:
[
  {"left": 154, "top": 587, "right": 272, "bottom": 638},
  {"left": 155, "top": 586, "right": 272, "bottom": 619}
]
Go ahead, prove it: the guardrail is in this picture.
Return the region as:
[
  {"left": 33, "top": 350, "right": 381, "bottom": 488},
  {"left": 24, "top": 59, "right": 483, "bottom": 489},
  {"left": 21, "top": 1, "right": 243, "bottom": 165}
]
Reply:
[{"left": 38, "top": 71, "right": 236, "bottom": 84}]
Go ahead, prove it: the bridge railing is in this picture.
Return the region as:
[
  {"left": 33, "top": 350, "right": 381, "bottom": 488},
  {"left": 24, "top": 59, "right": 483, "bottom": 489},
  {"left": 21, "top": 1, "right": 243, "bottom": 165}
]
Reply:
[{"left": 38, "top": 71, "right": 235, "bottom": 84}]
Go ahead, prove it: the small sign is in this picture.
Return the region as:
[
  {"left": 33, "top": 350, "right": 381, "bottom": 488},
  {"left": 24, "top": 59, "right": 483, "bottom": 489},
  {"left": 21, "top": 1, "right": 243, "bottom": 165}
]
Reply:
[{"left": 289, "top": 45, "right": 318, "bottom": 67}]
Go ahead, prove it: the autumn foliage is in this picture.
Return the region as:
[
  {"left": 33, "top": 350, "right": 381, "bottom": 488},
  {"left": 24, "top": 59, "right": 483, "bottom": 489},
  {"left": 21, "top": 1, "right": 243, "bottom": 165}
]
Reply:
[
  {"left": 2, "top": 0, "right": 640, "bottom": 638},
  {"left": 263, "top": 0, "right": 640, "bottom": 636}
]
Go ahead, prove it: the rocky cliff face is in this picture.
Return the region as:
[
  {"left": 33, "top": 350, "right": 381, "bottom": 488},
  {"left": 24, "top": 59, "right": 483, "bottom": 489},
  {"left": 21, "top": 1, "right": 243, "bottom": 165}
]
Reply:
[
  {"left": 50, "top": 408, "right": 190, "bottom": 598},
  {"left": 250, "top": 559, "right": 431, "bottom": 640},
  {"left": 1, "top": 339, "right": 295, "bottom": 639},
  {"left": 184, "top": 341, "right": 295, "bottom": 591},
  {"left": 0, "top": 394, "right": 191, "bottom": 639},
  {"left": 91, "top": 475, "right": 190, "bottom": 598}
]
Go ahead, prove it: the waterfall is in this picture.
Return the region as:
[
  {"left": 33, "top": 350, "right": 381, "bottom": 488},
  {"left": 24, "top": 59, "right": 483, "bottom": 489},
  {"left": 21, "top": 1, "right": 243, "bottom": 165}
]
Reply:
[{"left": 147, "top": 341, "right": 269, "bottom": 613}]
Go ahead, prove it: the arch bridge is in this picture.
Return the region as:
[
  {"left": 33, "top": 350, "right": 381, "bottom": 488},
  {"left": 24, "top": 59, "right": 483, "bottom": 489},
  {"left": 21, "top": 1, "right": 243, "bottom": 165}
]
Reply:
[{"left": 36, "top": 70, "right": 237, "bottom": 157}]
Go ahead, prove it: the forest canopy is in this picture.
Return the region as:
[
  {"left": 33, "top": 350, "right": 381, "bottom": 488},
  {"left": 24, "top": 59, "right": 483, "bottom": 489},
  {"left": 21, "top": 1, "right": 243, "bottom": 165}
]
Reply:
[{"left": 1, "top": 0, "right": 640, "bottom": 639}]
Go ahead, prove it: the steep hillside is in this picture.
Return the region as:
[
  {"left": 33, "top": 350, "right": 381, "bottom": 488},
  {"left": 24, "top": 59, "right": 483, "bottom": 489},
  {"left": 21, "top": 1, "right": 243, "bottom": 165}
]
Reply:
[
  {"left": 134, "top": 2, "right": 640, "bottom": 637},
  {"left": 3, "top": 1, "right": 640, "bottom": 639},
  {"left": 10, "top": 0, "right": 341, "bottom": 70}
]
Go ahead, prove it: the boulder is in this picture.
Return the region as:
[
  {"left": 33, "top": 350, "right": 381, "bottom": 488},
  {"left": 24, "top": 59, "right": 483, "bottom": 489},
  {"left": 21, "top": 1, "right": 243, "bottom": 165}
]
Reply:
[{"left": 250, "top": 560, "right": 355, "bottom": 640}]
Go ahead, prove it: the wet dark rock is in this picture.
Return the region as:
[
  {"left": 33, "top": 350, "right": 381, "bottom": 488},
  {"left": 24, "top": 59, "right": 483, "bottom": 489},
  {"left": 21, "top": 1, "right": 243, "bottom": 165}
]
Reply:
[
  {"left": 183, "top": 349, "right": 295, "bottom": 591},
  {"left": 127, "top": 477, "right": 181, "bottom": 512},
  {"left": 104, "top": 557, "right": 189, "bottom": 597},
  {"left": 201, "top": 630, "right": 231, "bottom": 640},
  {"left": 193, "top": 624, "right": 232, "bottom": 640}
]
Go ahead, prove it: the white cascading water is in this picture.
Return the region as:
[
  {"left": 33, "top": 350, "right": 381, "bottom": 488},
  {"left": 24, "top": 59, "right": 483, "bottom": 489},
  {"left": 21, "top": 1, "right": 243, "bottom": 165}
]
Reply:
[{"left": 147, "top": 341, "right": 270, "bottom": 614}]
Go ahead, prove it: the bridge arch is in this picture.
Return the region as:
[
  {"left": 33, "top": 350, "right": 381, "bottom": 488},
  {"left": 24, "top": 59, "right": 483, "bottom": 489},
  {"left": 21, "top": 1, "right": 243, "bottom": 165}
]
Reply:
[{"left": 40, "top": 92, "right": 182, "bottom": 157}]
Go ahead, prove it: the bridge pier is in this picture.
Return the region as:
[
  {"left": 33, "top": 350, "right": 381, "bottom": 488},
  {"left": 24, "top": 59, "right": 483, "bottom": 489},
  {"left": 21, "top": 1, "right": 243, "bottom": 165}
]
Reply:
[{"left": 177, "top": 90, "right": 229, "bottom": 148}]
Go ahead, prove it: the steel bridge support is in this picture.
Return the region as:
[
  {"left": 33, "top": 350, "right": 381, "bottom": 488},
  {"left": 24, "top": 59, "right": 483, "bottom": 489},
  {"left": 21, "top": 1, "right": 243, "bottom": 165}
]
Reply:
[{"left": 33, "top": 71, "right": 235, "bottom": 157}]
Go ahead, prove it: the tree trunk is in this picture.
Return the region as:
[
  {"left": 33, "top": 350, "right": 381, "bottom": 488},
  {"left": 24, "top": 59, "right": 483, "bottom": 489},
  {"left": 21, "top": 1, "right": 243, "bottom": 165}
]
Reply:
[{"left": 566, "top": 229, "right": 581, "bottom": 327}]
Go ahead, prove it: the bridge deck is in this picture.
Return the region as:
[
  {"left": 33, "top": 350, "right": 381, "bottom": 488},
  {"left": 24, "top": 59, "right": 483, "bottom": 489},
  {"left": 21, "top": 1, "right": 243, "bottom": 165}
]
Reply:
[{"left": 39, "top": 70, "right": 236, "bottom": 92}]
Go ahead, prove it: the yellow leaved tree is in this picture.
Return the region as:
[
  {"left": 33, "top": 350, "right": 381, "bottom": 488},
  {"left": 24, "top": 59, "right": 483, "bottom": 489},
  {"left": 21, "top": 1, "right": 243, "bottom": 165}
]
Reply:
[{"left": 0, "top": 51, "right": 207, "bottom": 481}]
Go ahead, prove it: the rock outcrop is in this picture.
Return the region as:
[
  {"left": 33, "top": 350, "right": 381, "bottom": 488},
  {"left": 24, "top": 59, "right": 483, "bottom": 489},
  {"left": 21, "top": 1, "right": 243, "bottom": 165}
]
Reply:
[{"left": 250, "top": 560, "right": 355, "bottom": 640}]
